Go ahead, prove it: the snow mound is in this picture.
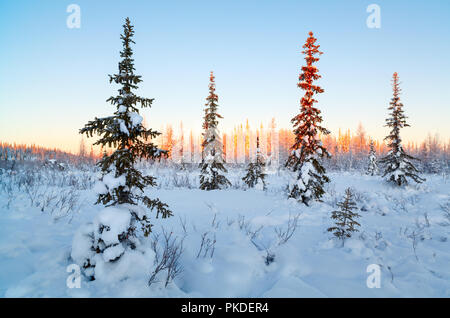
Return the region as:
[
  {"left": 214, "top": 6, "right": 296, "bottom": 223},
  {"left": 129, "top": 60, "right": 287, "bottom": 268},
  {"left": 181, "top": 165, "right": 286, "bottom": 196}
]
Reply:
[{"left": 93, "top": 207, "right": 131, "bottom": 246}]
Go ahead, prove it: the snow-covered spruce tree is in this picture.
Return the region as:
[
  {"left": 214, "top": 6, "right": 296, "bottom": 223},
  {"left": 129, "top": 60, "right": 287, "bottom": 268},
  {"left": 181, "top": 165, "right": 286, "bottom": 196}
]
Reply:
[
  {"left": 327, "top": 188, "right": 361, "bottom": 244},
  {"left": 366, "top": 139, "right": 378, "bottom": 176},
  {"left": 286, "top": 31, "right": 331, "bottom": 205},
  {"left": 199, "top": 72, "right": 231, "bottom": 190},
  {"left": 379, "top": 72, "right": 425, "bottom": 186},
  {"left": 73, "top": 18, "right": 172, "bottom": 279},
  {"left": 242, "top": 137, "right": 267, "bottom": 190}
]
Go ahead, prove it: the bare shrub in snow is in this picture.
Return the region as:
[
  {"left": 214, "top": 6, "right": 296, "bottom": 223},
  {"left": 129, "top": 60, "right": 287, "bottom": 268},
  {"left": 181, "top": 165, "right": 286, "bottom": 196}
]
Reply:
[
  {"left": 0, "top": 170, "right": 16, "bottom": 209},
  {"left": 351, "top": 189, "right": 368, "bottom": 205},
  {"left": 390, "top": 194, "right": 419, "bottom": 213},
  {"left": 323, "top": 187, "right": 339, "bottom": 208},
  {"left": 178, "top": 215, "right": 188, "bottom": 236},
  {"left": 401, "top": 223, "right": 425, "bottom": 262},
  {"left": 237, "top": 215, "right": 249, "bottom": 231},
  {"left": 407, "top": 229, "right": 423, "bottom": 262},
  {"left": 196, "top": 231, "right": 216, "bottom": 258},
  {"left": 50, "top": 189, "right": 81, "bottom": 221},
  {"left": 210, "top": 213, "right": 221, "bottom": 229},
  {"left": 237, "top": 212, "right": 300, "bottom": 266},
  {"left": 274, "top": 213, "right": 301, "bottom": 246},
  {"left": 21, "top": 169, "right": 40, "bottom": 207},
  {"left": 230, "top": 179, "right": 243, "bottom": 190},
  {"left": 248, "top": 225, "right": 264, "bottom": 242},
  {"left": 149, "top": 229, "right": 184, "bottom": 287},
  {"left": 226, "top": 217, "right": 235, "bottom": 227},
  {"left": 236, "top": 215, "right": 264, "bottom": 243},
  {"left": 171, "top": 172, "right": 194, "bottom": 189},
  {"left": 370, "top": 231, "right": 388, "bottom": 251},
  {"left": 440, "top": 199, "right": 450, "bottom": 224},
  {"left": 0, "top": 164, "right": 84, "bottom": 220},
  {"left": 421, "top": 213, "right": 430, "bottom": 228}
]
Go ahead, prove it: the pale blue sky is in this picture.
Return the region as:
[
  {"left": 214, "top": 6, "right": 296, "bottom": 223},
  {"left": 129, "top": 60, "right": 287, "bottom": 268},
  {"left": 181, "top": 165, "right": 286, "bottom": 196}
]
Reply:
[{"left": 0, "top": 0, "right": 449, "bottom": 152}]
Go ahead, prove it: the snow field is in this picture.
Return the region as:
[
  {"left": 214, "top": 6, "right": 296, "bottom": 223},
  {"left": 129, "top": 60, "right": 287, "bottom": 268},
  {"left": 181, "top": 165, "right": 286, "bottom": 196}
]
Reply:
[{"left": 0, "top": 166, "right": 449, "bottom": 297}]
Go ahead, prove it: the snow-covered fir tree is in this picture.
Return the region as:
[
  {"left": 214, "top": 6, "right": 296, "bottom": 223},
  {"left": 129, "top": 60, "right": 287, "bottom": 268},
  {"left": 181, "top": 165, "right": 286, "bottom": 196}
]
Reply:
[
  {"left": 74, "top": 18, "right": 172, "bottom": 278},
  {"left": 379, "top": 72, "right": 425, "bottom": 186},
  {"left": 199, "top": 71, "right": 231, "bottom": 190},
  {"left": 286, "top": 31, "right": 331, "bottom": 205},
  {"left": 242, "top": 137, "right": 267, "bottom": 190},
  {"left": 366, "top": 139, "right": 378, "bottom": 176},
  {"left": 327, "top": 188, "right": 361, "bottom": 244}
]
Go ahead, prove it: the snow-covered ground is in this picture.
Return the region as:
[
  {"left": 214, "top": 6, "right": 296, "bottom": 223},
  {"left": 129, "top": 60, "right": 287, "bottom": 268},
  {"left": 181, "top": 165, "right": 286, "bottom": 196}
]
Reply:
[{"left": 0, "top": 165, "right": 449, "bottom": 297}]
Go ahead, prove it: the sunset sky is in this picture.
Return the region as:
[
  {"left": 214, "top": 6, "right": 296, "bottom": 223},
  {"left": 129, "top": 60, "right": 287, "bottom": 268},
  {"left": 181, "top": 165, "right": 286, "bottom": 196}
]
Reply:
[{"left": 1, "top": 0, "right": 449, "bottom": 153}]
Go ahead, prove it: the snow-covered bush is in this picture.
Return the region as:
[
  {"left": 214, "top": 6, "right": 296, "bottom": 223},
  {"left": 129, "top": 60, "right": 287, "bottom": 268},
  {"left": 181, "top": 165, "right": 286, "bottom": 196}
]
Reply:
[
  {"left": 287, "top": 155, "right": 329, "bottom": 205},
  {"left": 71, "top": 205, "right": 153, "bottom": 280}
]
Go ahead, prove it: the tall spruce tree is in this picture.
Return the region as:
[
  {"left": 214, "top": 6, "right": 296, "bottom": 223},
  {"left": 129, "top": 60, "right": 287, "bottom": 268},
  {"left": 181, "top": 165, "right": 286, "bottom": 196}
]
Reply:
[
  {"left": 327, "top": 188, "right": 361, "bottom": 244},
  {"left": 242, "top": 137, "right": 267, "bottom": 189},
  {"left": 379, "top": 72, "right": 424, "bottom": 186},
  {"left": 286, "top": 31, "right": 331, "bottom": 205},
  {"left": 367, "top": 139, "right": 378, "bottom": 176},
  {"left": 199, "top": 71, "right": 231, "bottom": 190},
  {"left": 80, "top": 18, "right": 172, "bottom": 233}
]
